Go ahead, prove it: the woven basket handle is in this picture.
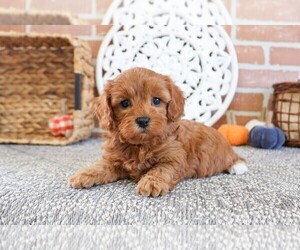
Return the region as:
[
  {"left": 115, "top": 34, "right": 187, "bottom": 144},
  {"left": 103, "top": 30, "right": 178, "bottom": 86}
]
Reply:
[{"left": 75, "top": 73, "right": 82, "bottom": 110}]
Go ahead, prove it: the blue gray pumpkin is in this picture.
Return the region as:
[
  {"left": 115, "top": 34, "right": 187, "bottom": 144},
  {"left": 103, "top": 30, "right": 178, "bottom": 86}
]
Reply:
[{"left": 249, "top": 126, "right": 286, "bottom": 149}]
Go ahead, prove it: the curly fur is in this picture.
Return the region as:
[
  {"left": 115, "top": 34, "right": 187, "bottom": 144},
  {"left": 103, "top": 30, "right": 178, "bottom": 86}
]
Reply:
[{"left": 68, "top": 67, "right": 246, "bottom": 197}]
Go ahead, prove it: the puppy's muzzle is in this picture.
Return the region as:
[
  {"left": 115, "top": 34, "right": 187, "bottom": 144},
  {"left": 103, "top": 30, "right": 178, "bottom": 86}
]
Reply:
[{"left": 136, "top": 117, "right": 150, "bottom": 129}]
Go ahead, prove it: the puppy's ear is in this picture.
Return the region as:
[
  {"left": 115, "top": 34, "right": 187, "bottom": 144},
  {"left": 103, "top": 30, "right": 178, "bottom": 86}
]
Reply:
[
  {"left": 93, "top": 81, "right": 115, "bottom": 131},
  {"left": 164, "top": 76, "right": 185, "bottom": 122}
]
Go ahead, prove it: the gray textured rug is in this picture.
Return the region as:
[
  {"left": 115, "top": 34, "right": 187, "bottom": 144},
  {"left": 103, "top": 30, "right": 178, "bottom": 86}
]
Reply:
[
  {"left": 1, "top": 225, "right": 300, "bottom": 249},
  {"left": 0, "top": 138, "right": 300, "bottom": 225}
]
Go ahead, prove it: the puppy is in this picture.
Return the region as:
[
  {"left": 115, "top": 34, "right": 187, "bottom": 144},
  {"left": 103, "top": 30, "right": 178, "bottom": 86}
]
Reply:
[{"left": 68, "top": 67, "right": 248, "bottom": 196}]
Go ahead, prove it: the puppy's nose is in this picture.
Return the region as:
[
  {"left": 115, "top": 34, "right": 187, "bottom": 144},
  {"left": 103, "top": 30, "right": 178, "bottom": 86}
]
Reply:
[{"left": 136, "top": 117, "right": 150, "bottom": 128}]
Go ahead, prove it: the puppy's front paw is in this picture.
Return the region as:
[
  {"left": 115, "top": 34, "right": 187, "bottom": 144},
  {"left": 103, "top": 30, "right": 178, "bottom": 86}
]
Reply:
[
  {"left": 136, "top": 177, "right": 170, "bottom": 197},
  {"left": 68, "top": 172, "right": 97, "bottom": 189}
]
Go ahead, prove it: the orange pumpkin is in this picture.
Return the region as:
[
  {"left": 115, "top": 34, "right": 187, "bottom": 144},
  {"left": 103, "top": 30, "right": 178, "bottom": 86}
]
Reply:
[{"left": 218, "top": 124, "right": 249, "bottom": 146}]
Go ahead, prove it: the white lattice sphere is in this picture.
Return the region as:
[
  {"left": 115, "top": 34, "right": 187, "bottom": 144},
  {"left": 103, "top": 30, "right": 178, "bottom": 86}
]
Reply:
[
  {"left": 97, "top": 0, "right": 238, "bottom": 126},
  {"left": 102, "top": 0, "right": 232, "bottom": 25}
]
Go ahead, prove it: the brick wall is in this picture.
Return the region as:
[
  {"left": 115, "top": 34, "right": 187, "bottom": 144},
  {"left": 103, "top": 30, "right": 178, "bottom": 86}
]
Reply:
[{"left": 1, "top": 0, "right": 300, "bottom": 128}]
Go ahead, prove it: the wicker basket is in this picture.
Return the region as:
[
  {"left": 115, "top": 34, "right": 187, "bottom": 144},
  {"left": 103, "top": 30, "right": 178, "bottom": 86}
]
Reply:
[
  {"left": 0, "top": 32, "right": 95, "bottom": 145},
  {"left": 0, "top": 8, "right": 83, "bottom": 25},
  {"left": 272, "top": 82, "right": 300, "bottom": 147}
]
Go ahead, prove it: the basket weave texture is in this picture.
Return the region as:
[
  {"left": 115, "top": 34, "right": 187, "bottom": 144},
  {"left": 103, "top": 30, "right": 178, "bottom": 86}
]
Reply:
[
  {"left": 272, "top": 82, "right": 300, "bottom": 147},
  {"left": 0, "top": 32, "right": 95, "bottom": 145},
  {"left": 0, "top": 8, "right": 82, "bottom": 25}
]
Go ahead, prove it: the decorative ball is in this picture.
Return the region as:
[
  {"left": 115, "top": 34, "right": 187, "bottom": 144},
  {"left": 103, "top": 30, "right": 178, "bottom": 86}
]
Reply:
[
  {"left": 49, "top": 115, "right": 73, "bottom": 137},
  {"left": 249, "top": 126, "right": 285, "bottom": 149},
  {"left": 218, "top": 124, "right": 249, "bottom": 146}
]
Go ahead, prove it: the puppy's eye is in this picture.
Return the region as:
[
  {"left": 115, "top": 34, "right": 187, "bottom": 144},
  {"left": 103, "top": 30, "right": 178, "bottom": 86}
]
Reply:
[
  {"left": 120, "top": 99, "right": 131, "bottom": 108},
  {"left": 152, "top": 97, "right": 161, "bottom": 106}
]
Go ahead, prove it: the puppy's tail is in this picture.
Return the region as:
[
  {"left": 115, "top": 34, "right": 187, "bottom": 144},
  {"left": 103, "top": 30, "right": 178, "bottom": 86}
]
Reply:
[{"left": 228, "top": 160, "right": 248, "bottom": 175}]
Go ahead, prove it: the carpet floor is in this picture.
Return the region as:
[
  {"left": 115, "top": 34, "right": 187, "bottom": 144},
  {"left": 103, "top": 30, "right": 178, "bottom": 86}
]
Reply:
[{"left": 1, "top": 138, "right": 300, "bottom": 226}]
